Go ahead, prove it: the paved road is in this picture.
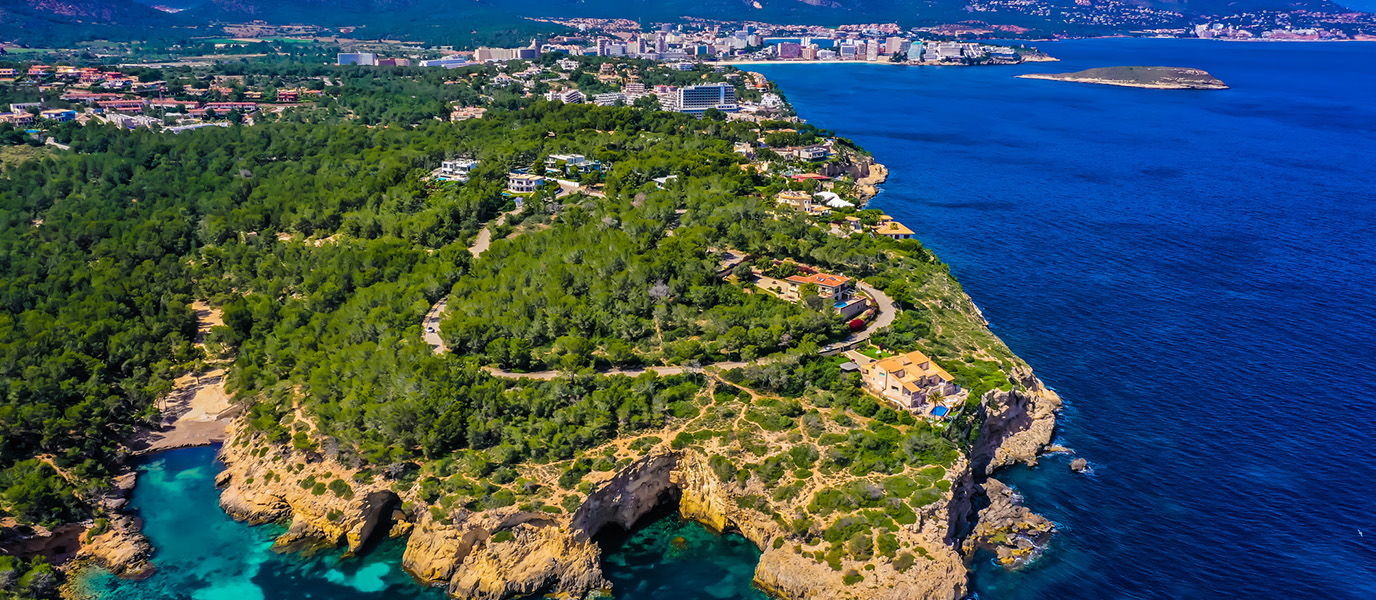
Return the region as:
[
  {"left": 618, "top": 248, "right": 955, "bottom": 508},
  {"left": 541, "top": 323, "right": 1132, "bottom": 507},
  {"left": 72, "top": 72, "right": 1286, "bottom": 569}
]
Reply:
[
  {"left": 849, "top": 281, "right": 895, "bottom": 344},
  {"left": 422, "top": 298, "right": 447, "bottom": 354},
  {"left": 482, "top": 362, "right": 751, "bottom": 380},
  {"left": 469, "top": 228, "right": 493, "bottom": 257}
]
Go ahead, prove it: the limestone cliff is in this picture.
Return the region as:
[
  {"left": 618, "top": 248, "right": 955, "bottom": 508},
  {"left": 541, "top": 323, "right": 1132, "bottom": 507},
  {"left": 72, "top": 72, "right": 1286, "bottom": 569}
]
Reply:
[
  {"left": 971, "top": 366, "right": 1063, "bottom": 475},
  {"left": 215, "top": 423, "right": 982, "bottom": 600}
]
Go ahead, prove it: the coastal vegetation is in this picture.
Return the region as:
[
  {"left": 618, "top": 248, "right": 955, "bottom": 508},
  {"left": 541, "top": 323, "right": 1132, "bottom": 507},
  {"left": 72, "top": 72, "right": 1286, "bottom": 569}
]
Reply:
[{"left": 1, "top": 60, "right": 1050, "bottom": 599}]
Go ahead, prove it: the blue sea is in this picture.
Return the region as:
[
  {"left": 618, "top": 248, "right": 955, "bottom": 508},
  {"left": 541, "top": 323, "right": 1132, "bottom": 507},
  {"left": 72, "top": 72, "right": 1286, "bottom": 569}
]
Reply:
[
  {"left": 754, "top": 38, "right": 1376, "bottom": 599},
  {"left": 89, "top": 39, "right": 1376, "bottom": 600}
]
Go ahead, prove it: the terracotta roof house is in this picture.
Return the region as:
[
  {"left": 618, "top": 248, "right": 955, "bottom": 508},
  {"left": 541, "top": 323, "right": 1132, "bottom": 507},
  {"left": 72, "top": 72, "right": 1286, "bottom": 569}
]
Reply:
[{"left": 858, "top": 350, "right": 960, "bottom": 412}]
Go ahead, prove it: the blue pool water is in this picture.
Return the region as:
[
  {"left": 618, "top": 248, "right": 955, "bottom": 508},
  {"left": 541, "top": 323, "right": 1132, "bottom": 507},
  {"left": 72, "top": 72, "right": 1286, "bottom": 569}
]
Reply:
[{"left": 752, "top": 38, "right": 1376, "bottom": 599}]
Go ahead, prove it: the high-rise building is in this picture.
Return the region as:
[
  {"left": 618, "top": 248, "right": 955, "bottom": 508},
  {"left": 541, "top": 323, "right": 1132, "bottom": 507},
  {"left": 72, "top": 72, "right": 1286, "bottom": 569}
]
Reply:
[
  {"left": 866, "top": 40, "right": 880, "bottom": 61},
  {"left": 597, "top": 39, "right": 609, "bottom": 56},
  {"left": 676, "top": 82, "right": 737, "bottom": 117},
  {"left": 778, "top": 42, "right": 803, "bottom": 59},
  {"left": 906, "top": 42, "right": 924, "bottom": 62},
  {"left": 802, "top": 46, "right": 818, "bottom": 60},
  {"left": 886, "top": 37, "right": 906, "bottom": 55}
]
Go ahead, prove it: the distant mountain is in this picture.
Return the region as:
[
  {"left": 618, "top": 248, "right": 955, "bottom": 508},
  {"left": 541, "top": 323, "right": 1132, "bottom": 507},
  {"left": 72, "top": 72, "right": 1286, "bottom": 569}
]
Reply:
[
  {"left": 4, "top": 0, "right": 1362, "bottom": 46},
  {"left": 0, "top": 0, "right": 175, "bottom": 45}
]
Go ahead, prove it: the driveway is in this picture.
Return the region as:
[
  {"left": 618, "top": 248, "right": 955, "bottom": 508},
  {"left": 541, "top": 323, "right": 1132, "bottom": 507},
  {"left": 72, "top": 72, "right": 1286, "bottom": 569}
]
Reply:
[{"left": 423, "top": 298, "right": 447, "bottom": 354}]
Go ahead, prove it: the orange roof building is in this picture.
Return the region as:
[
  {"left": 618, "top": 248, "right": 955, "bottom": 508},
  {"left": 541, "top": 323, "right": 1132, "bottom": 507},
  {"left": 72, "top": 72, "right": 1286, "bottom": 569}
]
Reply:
[{"left": 858, "top": 349, "right": 959, "bottom": 410}]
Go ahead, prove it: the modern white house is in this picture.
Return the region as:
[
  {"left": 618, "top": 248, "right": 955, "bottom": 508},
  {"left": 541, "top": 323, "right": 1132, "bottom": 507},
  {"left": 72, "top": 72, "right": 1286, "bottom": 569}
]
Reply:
[
  {"left": 507, "top": 173, "right": 545, "bottom": 194},
  {"left": 440, "top": 159, "right": 478, "bottom": 181}
]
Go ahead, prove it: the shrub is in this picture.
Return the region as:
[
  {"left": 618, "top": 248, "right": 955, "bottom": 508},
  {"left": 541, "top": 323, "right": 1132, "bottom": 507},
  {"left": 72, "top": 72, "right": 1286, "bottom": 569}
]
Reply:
[
  {"left": 709, "top": 455, "right": 736, "bottom": 483},
  {"left": 894, "top": 552, "right": 916, "bottom": 573},
  {"left": 842, "top": 570, "right": 863, "bottom": 585},
  {"left": 772, "top": 537, "right": 785, "bottom": 550},
  {"left": 492, "top": 530, "right": 514, "bottom": 543},
  {"left": 328, "top": 479, "right": 354, "bottom": 499},
  {"left": 311, "top": 482, "right": 327, "bottom": 496}
]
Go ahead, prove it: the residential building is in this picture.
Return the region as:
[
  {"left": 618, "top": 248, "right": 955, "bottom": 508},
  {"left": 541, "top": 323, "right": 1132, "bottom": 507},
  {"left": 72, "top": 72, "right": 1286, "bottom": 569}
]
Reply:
[
  {"left": 202, "top": 102, "right": 259, "bottom": 113},
  {"left": 97, "top": 100, "right": 146, "bottom": 113},
  {"left": 450, "top": 106, "right": 487, "bottom": 121},
  {"left": 507, "top": 173, "right": 545, "bottom": 194},
  {"left": 778, "top": 42, "right": 802, "bottom": 59},
  {"left": 492, "top": 75, "right": 515, "bottom": 87},
  {"left": 782, "top": 272, "right": 853, "bottom": 302},
  {"left": 557, "top": 59, "right": 579, "bottom": 70},
  {"left": 776, "top": 190, "right": 813, "bottom": 209},
  {"left": 676, "top": 83, "right": 737, "bottom": 117},
  {"left": 9, "top": 103, "right": 42, "bottom": 114},
  {"left": 337, "top": 53, "right": 378, "bottom": 66},
  {"left": 0, "top": 69, "right": 16, "bottom": 78},
  {"left": 419, "top": 57, "right": 470, "bottom": 68},
  {"left": 622, "top": 82, "right": 646, "bottom": 95},
  {"left": 886, "top": 37, "right": 906, "bottom": 55},
  {"left": 545, "top": 154, "right": 602, "bottom": 174},
  {"left": 859, "top": 349, "right": 960, "bottom": 411},
  {"left": 907, "top": 42, "right": 924, "bottom": 62},
  {"left": 592, "top": 92, "right": 627, "bottom": 106},
  {"left": 276, "top": 90, "right": 300, "bottom": 102},
  {"left": 866, "top": 40, "right": 880, "bottom": 61},
  {"left": 440, "top": 159, "right": 478, "bottom": 181},
  {"left": 546, "top": 89, "right": 585, "bottom": 104},
  {"left": 0, "top": 112, "right": 34, "bottom": 126},
  {"left": 795, "top": 146, "right": 829, "bottom": 161},
  {"left": 873, "top": 217, "right": 915, "bottom": 240}
]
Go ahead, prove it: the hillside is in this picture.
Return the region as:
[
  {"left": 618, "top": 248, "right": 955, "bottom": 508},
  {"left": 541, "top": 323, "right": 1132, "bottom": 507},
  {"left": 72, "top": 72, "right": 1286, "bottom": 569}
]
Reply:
[
  {"left": 0, "top": 0, "right": 175, "bottom": 46},
  {"left": 8, "top": 0, "right": 1362, "bottom": 46}
]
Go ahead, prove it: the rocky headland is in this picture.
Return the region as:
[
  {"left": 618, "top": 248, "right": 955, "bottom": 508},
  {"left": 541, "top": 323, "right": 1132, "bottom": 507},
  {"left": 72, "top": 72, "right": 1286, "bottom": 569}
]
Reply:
[
  {"left": 1018, "top": 66, "right": 1229, "bottom": 90},
  {"left": 203, "top": 356, "right": 1060, "bottom": 600}
]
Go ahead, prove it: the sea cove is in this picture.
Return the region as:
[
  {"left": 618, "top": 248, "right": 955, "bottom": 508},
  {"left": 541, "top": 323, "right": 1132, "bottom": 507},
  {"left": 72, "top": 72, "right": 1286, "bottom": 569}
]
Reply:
[{"left": 78, "top": 448, "right": 770, "bottom": 600}]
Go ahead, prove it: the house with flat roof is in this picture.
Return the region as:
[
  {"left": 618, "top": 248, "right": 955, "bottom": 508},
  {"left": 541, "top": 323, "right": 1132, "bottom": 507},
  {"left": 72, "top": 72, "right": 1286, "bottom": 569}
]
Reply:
[
  {"left": 857, "top": 349, "right": 960, "bottom": 411},
  {"left": 39, "top": 109, "right": 76, "bottom": 122},
  {"left": 545, "top": 154, "right": 602, "bottom": 174},
  {"left": 507, "top": 173, "right": 545, "bottom": 194},
  {"left": 440, "top": 159, "right": 478, "bottom": 181}
]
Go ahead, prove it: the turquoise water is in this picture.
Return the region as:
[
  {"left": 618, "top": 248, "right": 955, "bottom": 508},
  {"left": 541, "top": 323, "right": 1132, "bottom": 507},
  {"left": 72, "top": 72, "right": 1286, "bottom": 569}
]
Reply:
[
  {"left": 596, "top": 513, "right": 768, "bottom": 600},
  {"left": 81, "top": 447, "right": 448, "bottom": 600},
  {"left": 85, "top": 447, "right": 766, "bottom": 600}
]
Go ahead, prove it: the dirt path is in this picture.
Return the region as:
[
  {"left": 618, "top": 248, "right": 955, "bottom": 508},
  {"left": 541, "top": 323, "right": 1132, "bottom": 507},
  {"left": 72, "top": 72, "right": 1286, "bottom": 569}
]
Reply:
[{"left": 129, "top": 303, "right": 235, "bottom": 454}]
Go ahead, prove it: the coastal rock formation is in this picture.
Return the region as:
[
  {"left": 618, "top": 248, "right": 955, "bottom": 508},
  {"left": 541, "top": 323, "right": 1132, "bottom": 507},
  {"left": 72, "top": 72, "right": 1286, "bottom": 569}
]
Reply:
[
  {"left": 963, "top": 479, "right": 1054, "bottom": 569},
  {"left": 1018, "top": 66, "right": 1228, "bottom": 90},
  {"left": 1070, "top": 458, "right": 1089, "bottom": 473},
  {"left": 215, "top": 424, "right": 986, "bottom": 600},
  {"left": 79, "top": 515, "right": 153, "bottom": 579},
  {"left": 971, "top": 365, "right": 1063, "bottom": 474}
]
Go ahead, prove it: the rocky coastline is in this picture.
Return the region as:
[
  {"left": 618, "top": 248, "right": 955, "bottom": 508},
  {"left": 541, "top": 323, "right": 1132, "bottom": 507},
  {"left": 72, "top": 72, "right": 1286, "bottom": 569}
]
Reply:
[{"left": 1018, "top": 66, "right": 1229, "bottom": 90}]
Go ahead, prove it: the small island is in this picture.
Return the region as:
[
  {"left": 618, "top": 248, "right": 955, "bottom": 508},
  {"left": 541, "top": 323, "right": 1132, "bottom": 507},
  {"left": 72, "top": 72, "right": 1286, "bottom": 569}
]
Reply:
[{"left": 1018, "top": 66, "right": 1228, "bottom": 90}]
